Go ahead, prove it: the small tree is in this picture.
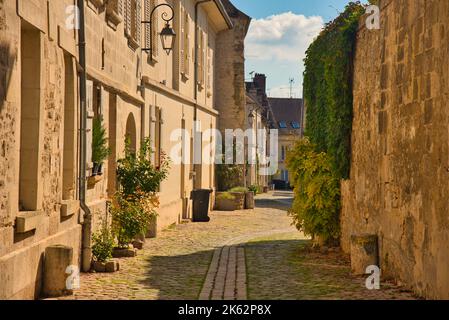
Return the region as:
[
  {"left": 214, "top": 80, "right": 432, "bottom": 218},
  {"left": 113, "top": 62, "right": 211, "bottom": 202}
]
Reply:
[
  {"left": 92, "top": 224, "right": 115, "bottom": 262},
  {"left": 110, "top": 192, "right": 159, "bottom": 248},
  {"left": 117, "top": 138, "right": 170, "bottom": 197},
  {"left": 286, "top": 138, "right": 341, "bottom": 245},
  {"left": 112, "top": 138, "right": 170, "bottom": 248},
  {"left": 92, "top": 117, "right": 111, "bottom": 175}
]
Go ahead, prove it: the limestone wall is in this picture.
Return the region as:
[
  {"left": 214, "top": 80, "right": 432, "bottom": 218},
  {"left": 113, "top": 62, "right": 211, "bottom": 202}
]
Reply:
[
  {"left": 215, "top": 0, "right": 250, "bottom": 134},
  {"left": 342, "top": 0, "right": 449, "bottom": 299},
  {"left": 0, "top": 0, "right": 82, "bottom": 299}
]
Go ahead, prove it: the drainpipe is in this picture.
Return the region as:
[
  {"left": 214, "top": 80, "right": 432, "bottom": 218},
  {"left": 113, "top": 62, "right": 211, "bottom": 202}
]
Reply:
[
  {"left": 78, "top": 0, "right": 92, "bottom": 273},
  {"left": 193, "top": 0, "right": 212, "bottom": 189}
]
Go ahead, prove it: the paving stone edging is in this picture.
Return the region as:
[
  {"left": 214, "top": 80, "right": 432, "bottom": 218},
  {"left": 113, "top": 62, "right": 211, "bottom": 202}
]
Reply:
[{"left": 199, "top": 228, "right": 296, "bottom": 300}]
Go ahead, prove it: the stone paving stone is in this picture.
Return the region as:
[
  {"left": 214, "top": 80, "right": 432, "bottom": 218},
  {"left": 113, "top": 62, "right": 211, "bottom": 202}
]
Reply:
[
  {"left": 61, "top": 195, "right": 295, "bottom": 300},
  {"left": 245, "top": 232, "right": 419, "bottom": 300},
  {"left": 236, "top": 247, "right": 247, "bottom": 300},
  {"left": 58, "top": 192, "right": 418, "bottom": 301}
]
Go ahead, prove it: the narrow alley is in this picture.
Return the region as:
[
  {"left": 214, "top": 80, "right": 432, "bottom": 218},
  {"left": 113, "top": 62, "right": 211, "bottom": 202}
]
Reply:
[{"left": 60, "top": 192, "right": 417, "bottom": 301}]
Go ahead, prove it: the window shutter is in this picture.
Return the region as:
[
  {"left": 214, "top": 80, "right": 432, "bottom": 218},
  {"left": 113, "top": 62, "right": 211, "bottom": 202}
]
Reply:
[
  {"left": 185, "top": 11, "right": 190, "bottom": 76},
  {"left": 197, "top": 28, "right": 203, "bottom": 85},
  {"left": 136, "top": 0, "right": 141, "bottom": 45},
  {"left": 151, "top": 0, "right": 158, "bottom": 57},
  {"left": 180, "top": 6, "right": 185, "bottom": 74},
  {"left": 201, "top": 31, "right": 205, "bottom": 85},
  {"left": 207, "top": 46, "right": 212, "bottom": 89},
  {"left": 125, "top": 0, "right": 132, "bottom": 36},
  {"left": 118, "top": 0, "right": 124, "bottom": 16},
  {"left": 144, "top": 0, "right": 151, "bottom": 49}
]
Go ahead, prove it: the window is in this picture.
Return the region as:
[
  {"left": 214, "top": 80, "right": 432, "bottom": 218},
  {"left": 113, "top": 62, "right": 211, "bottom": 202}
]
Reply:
[
  {"left": 281, "top": 146, "right": 286, "bottom": 161},
  {"left": 279, "top": 121, "right": 287, "bottom": 129},
  {"left": 180, "top": 7, "right": 190, "bottom": 77},
  {"left": 19, "top": 22, "right": 42, "bottom": 211},
  {"left": 291, "top": 121, "right": 300, "bottom": 129},
  {"left": 125, "top": 0, "right": 141, "bottom": 49},
  {"left": 62, "top": 54, "right": 76, "bottom": 200}
]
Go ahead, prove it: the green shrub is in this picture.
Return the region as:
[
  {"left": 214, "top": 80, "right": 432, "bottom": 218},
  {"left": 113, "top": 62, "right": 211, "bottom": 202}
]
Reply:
[
  {"left": 92, "top": 222, "right": 115, "bottom": 263},
  {"left": 110, "top": 192, "right": 159, "bottom": 248},
  {"left": 286, "top": 138, "right": 341, "bottom": 244},
  {"left": 113, "top": 138, "right": 168, "bottom": 248},
  {"left": 117, "top": 138, "right": 170, "bottom": 198},
  {"left": 92, "top": 117, "right": 111, "bottom": 166},
  {"left": 216, "top": 192, "right": 236, "bottom": 201},
  {"left": 216, "top": 164, "right": 244, "bottom": 192},
  {"left": 228, "top": 187, "right": 247, "bottom": 193},
  {"left": 248, "top": 185, "right": 262, "bottom": 195}
]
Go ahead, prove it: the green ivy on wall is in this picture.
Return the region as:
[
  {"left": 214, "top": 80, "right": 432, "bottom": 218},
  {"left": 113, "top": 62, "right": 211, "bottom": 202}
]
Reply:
[{"left": 303, "top": 1, "right": 365, "bottom": 179}]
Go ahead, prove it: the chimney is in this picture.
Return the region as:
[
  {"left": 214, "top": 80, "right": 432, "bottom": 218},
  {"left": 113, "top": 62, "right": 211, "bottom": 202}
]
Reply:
[{"left": 253, "top": 73, "right": 266, "bottom": 95}]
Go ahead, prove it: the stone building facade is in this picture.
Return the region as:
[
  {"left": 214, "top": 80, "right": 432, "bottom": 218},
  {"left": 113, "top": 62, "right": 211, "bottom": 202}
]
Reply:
[
  {"left": 268, "top": 97, "right": 304, "bottom": 188},
  {"left": 0, "top": 0, "right": 233, "bottom": 299},
  {"left": 215, "top": 0, "right": 251, "bottom": 189},
  {"left": 341, "top": 0, "right": 449, "bottom": 299},
  {"left": 245, "top": 74, "right": 273, "bottom": 188}
]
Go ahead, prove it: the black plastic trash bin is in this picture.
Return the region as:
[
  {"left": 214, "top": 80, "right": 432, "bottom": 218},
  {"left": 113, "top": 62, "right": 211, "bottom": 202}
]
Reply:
[{"left": 190, "top": 189, "right": 213, "bottom": 222}]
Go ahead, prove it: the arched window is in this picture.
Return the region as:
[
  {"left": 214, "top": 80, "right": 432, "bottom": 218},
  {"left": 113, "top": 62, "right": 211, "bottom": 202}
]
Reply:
[{"left": 125, "top": 113, "right": 137, "bottom": 154}]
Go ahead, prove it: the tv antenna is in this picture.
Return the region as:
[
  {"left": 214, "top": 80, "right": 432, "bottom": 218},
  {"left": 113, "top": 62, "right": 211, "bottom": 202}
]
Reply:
[{"left": 289, "top": 78, "right": 295, "bottom": 98}]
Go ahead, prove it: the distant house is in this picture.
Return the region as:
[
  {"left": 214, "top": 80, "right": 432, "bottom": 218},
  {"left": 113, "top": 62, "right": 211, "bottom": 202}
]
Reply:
[
  {"left": 245, "top": 74, "right": 273, "bottom": 189},
  {"left": 268, "top": 98, "right": 305, "bottom": 188}
]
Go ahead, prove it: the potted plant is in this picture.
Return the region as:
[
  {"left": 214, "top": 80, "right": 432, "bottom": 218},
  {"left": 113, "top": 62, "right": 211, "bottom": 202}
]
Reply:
[
  {"left": 110, "top": 193, "right": 153, "bottom": 257},
  {"left": 91, "top": 222, "right": 120, "bottom": 273},
  {"left": 215, "top": 192, "right": 237, "bottom": 211},
  {"left": 110, "top": 138, "right": 169, "bottom": 253},
  {"left": 92, "top": 117, "right": 111, "bottom": 177},
  {"left": 229, "top": 187, "right": 253, "bottom": 210}
]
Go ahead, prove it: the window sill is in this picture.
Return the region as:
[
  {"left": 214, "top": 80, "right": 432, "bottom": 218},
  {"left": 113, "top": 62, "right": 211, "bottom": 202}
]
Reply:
[
  {"left": 15, "top": 211, "right": 44, "bottom": 234},
  {"left": 181, "top": 73, "right": 190, "bottom": 82},
  {"left": 127, "top": 37, "right": 140, "bottom": 51},
  {"left": 60, "top": 200, "right": 80, "bottom": 218},
  {"left": 147, "top": 54, "right": 158, "bottom": 65},
  {"left": 106, "top": 10, "right": 122, "bottom": 29},
  {"left": 87, "top": 175, "right": 103, "bottom": 189}
]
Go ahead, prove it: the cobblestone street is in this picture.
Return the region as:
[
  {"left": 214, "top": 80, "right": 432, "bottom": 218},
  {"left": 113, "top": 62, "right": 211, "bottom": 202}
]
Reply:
[{"left": 62, "top": 192, "right": 418, "bottom": 300}]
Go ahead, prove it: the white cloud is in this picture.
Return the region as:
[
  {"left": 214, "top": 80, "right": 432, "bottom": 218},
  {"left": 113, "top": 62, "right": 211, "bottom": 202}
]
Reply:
[
  {"left": 245, "top": 12, "right": 324, "bottom": 98},
  {"left": 246, "top": 12, "right": 323, "bottom": 62}
]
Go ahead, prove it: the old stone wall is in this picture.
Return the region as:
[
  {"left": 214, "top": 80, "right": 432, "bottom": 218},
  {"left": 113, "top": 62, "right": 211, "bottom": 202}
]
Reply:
[
  {"left": 0, "top": 0, "right": 82, "bottom": 299},
  {"left": 215, "top": 0, "right": 250, "bottom": 134},
  {"left": 342, "top": 0, "right": 449, "bottom": 299}
]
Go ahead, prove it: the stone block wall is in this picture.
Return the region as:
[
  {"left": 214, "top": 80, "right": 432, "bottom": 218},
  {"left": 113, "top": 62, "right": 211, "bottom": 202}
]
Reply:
[
  {"left": 341, "top": 0, "right": 449, "bottom": 299},
  {"left": 215, "top": 0, "right": 250, "bottom": 134},
  {"left": 0, "top": 0, "right": 83, "bottom": 299}
]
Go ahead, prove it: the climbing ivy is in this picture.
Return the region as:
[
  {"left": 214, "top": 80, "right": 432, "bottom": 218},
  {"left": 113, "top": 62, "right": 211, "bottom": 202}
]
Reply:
[
  {"left": 303, "top": 1, "right": 365, "bottom": 179},
  {"left": 287, "top": 139, "right": 341, "bottom": 244}
]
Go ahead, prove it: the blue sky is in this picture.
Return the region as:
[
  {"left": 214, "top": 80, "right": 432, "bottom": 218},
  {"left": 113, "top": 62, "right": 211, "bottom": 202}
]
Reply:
[{"left": 230, "top": 0, "right": 364, "bottom": 98}]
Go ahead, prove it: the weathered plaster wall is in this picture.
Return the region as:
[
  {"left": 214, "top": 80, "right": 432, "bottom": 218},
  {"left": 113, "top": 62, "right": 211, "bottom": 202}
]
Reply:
[{"left": 341, "top": 0, "right": 449, "bottom": 299}]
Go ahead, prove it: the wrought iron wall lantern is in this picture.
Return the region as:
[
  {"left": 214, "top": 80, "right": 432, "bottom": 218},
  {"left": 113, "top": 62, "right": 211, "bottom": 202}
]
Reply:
[{"left": 142, "top": 3, "right": 176, "bottom": 59}]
